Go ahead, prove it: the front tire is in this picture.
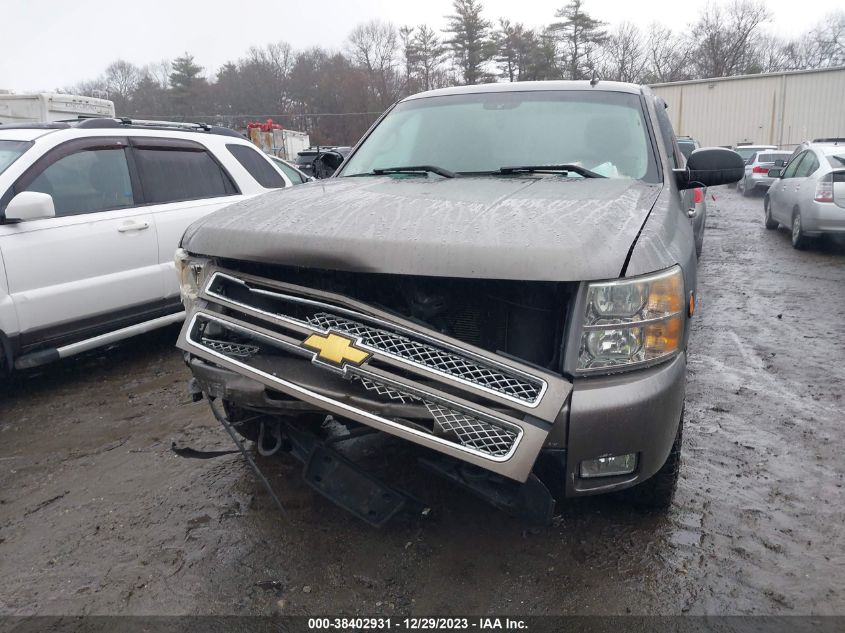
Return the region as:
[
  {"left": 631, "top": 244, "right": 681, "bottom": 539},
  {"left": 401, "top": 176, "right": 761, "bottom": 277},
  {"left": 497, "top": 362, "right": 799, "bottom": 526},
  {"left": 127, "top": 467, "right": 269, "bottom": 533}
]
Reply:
[
  {"left": 764, "top": 198, "right": 778, "bottom": 229},
  {"left": 622, "top": 410, "right": 683, "bottom": 510},
  {"left": 791, "top": 211, "right": 808, "bottom": 249}
]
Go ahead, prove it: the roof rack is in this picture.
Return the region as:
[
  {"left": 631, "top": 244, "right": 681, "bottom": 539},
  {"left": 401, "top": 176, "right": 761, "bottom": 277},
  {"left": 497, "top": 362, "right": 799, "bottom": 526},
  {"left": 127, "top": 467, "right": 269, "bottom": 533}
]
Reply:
[
  {"left": 0, "top": 122, "right": 72, "bottom": 130},
  {"left": 72, "top": 117, "right": 244, "bottom": 138}
]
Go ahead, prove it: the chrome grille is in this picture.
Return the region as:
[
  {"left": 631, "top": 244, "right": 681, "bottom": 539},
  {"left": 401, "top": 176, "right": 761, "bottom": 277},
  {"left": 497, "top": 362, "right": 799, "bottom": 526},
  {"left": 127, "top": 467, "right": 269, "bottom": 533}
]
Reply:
[
  {"left": 309, "top": 312, "right": 542, "bottom": 404},
  {"left": 424, "top": 402, "right": 517, "bottom": 458},
  {"left": 353, "top": 375, "right": 418, "bottom": 405},
  {"left": 200, "top": 338, "right": 259, "bottom": 358},
  {"left": 349, "top": 374, "right": 518, "bottom": 458}
]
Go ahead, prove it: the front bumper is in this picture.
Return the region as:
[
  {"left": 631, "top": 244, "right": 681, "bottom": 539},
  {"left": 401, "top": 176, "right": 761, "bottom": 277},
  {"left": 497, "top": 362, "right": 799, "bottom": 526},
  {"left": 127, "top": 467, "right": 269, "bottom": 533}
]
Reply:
[
  {"left": 178, "top": 268, "right": 572, "bottom": 482},
  {"left": 179, "top": 267, "right": 686, "bottom": 496},
  {"left": 565, "top": 353, "right": 685, "bottom": 496}
]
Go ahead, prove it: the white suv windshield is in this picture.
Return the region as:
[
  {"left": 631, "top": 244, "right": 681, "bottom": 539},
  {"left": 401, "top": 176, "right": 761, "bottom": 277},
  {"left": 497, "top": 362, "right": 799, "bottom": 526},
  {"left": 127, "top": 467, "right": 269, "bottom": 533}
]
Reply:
[
  {"left": 340, "top": 90, "right": 658, "bottom": 182},
  {"left": 0, "top": 140, "right": 32, "bottom": 175}
]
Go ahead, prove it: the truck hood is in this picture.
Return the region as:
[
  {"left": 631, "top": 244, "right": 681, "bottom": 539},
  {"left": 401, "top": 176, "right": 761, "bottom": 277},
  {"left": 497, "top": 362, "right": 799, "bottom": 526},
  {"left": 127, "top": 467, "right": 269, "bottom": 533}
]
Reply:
[{"left": 181, "top": 176, "right": 662, "bottom": 282}]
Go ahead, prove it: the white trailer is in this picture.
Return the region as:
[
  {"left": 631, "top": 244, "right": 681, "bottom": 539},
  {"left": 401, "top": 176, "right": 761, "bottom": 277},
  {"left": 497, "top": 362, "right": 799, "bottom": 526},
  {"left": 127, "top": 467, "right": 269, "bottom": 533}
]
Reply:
[
  {"left": 275, "top": 129, "right": 310, "bottom": 161},
  {"left": 0, "top": 93, "right": 115, "bottom": 125},
  {"left": 247, "top": 127, "right": 311, "bottom": 160}
]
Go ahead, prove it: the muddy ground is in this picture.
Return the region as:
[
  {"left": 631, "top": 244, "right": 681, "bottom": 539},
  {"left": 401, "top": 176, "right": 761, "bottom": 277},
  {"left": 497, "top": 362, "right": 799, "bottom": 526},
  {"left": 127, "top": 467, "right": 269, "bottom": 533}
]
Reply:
[{"left": 1, "top": 185, "right": 843, "bottom": 616}]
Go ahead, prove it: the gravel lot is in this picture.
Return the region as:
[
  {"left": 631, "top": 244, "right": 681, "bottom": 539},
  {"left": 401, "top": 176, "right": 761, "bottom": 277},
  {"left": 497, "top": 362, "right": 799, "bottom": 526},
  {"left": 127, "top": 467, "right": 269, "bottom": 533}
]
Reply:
[{"left": 1, "top": 185, "right": 843, "bottom": 616}]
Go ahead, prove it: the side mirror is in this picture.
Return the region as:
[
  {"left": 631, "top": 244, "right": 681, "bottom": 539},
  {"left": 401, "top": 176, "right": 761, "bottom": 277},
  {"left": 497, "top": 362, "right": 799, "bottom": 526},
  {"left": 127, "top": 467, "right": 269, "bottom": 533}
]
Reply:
[
  {"left": 4, "top": 191, "right": 56, "bottom": 222},
  {"left": 313, "top": 151, "right": 345, "bottom": 179},
  {"left": 774, "top": 159, "right": 785, "bottom": 167},
  {"left": 767, "top": 168, "right": 782, "bottom": 178},
  {"left": 675, "top": 148, "right": 745, "bottom": 189}
]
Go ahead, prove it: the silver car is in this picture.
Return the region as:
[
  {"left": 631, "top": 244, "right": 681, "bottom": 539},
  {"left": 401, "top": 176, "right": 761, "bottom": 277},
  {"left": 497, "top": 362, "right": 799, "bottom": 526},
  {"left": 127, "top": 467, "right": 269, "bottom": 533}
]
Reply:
[
  {"left": 733, "top": 143, "right": 777, "bottom": 163},
  {"left": 764, "top": 145, "right": 845, "bottom": 248},
  {"left": 737, "top": 150, "right": 792, "bottom": 197}
]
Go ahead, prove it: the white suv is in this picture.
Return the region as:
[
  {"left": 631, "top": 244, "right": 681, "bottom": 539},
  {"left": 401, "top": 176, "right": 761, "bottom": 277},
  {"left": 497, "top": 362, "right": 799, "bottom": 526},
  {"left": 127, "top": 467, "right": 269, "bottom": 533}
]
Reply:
[{"left": 0, "top": 118, "right": 292, "bottom": 372}]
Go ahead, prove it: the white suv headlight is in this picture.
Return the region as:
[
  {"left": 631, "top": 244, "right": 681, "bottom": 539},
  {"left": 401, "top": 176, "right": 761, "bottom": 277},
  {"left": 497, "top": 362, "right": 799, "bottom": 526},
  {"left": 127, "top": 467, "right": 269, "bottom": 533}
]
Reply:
[
  {"left": 577, "top": 266, "right": 685, "bottom": 373},
  {"left": 174, "top": 248, "right": 210, "bottom": 309}
]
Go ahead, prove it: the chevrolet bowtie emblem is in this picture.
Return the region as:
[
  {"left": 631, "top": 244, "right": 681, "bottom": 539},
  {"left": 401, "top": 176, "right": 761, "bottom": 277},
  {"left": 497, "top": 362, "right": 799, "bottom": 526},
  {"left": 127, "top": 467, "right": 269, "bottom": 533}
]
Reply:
[{"left": 302, "top": 332, "right": 371, "bottom": 367}]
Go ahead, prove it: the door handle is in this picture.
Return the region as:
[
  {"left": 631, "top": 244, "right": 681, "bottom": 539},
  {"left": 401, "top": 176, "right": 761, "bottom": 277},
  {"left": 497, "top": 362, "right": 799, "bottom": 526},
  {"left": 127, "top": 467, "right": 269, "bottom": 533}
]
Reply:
[
  {"left": 117, "top": 221, "right": 150, "bottom": 232},
  {"left": 687, "top": 207, "right": 696, "bottom": 218}
]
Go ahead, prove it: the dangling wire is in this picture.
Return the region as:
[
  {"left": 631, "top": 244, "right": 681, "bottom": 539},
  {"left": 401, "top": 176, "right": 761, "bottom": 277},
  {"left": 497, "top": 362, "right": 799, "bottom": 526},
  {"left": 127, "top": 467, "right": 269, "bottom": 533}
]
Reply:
[{"left": 207, "top": 397, "right": 287, "bottom": 517}]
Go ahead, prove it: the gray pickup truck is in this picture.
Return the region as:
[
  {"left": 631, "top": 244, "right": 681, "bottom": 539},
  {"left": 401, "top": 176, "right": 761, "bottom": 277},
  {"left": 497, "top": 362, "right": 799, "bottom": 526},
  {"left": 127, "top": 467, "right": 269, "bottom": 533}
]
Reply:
[{"left": 175, "top": 81, "right": 742, "bottom": 524}]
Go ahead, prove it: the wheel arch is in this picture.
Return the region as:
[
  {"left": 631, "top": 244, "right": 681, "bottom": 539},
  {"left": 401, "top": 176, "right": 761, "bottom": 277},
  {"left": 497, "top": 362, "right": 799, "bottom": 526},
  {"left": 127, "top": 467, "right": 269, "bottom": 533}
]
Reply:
[{"left": 0, "top": 329, "right": 14, "bottom": 375}]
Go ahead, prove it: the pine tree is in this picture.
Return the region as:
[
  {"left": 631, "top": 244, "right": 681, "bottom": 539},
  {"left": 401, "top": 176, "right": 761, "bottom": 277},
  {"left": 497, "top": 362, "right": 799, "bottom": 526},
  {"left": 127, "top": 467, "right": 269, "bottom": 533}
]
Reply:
[
  {"left": 443, "top": 0, "right": 494, "bottom": 85},
  {"left": 551, "top": 0, "right": 607, "bottom": 80}
]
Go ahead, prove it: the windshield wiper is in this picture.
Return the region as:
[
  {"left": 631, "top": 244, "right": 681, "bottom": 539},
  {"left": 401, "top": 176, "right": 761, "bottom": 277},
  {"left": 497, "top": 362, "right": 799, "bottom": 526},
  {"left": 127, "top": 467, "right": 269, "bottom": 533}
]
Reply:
[
  {"left": 496, "top": 164, "right": 605, "bottom": 178},
  {"left": 370, "top": 165, "right": 457, "bottom": 178}
]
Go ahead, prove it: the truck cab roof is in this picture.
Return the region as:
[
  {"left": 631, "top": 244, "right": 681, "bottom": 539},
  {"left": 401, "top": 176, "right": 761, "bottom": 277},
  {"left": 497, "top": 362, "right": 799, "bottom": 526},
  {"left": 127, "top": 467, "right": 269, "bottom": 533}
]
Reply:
[{"left": 404, "top": 80, "right": 645, "bottom": 102}]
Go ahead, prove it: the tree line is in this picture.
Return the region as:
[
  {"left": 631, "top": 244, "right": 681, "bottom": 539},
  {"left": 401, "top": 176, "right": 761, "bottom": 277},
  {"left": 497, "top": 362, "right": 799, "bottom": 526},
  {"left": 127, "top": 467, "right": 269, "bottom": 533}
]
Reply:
[{"left": 66, "top": 0, "right": 845, "bottom": 146}]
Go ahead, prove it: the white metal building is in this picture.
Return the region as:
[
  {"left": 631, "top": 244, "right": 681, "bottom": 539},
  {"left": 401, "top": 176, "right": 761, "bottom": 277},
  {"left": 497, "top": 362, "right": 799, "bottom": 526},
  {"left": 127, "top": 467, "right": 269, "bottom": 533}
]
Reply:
[{"left": 651, "top": 66, "right": 845, "bottom": 150}]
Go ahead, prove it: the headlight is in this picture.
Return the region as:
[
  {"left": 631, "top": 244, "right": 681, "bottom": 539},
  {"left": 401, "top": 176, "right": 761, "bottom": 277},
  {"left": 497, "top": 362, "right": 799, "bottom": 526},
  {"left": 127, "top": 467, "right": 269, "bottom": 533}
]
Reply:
[
  {"left": 174, "top": 248, "right": 210, "bottom": 308},
  {"left": 577, "top": 265, "right": 685, "bottom": 373}
]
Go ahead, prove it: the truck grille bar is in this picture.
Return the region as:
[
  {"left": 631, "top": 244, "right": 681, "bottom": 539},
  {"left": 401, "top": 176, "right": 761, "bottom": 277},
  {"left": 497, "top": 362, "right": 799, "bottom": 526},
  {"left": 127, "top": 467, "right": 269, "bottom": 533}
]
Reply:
[
  {"left": 205, "top": 272, "right": 546, "bottom": 408},
  {"left": 309, "top": 313, "right": 542, "bottom": 404},
  {"left": 349, "top": 375, "right": 518, "bottom": 457}
]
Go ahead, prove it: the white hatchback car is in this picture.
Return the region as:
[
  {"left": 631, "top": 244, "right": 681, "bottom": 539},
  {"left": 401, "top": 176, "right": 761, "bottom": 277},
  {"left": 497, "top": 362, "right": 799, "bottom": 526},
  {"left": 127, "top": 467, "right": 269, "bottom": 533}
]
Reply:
[
  {"left": 0, "top": 118, "right": 292, "bottom": 372},
  {"left": 763, "top": 144, "right": 845, "bottom": 248}
]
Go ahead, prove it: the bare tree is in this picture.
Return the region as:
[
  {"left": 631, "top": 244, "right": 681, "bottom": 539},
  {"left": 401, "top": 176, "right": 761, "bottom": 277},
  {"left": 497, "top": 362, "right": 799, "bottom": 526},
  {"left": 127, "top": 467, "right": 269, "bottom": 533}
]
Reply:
[
  {"left": 783, "top": 11, "right": 845, "bottom": 69},
  {"left": 643, "top": 23, "right": 693, "bottom": 83},
  {"left": 143, "top": 60, "right": 171, "bottom": 89},
  {"left": 751, "top": 33, "right": 791, "bottom": 73},
  {"left": 347, "top": 20, "right": 400, "bottom": 107},
  {"left": 103, "top": 60, "right": 140, "bottom": 102},
  {"left": 600, "top": 22, "right": 647, "bottom": 83},
  {"left": 689, "top": 0, "right": 771, "bottom": 77}
]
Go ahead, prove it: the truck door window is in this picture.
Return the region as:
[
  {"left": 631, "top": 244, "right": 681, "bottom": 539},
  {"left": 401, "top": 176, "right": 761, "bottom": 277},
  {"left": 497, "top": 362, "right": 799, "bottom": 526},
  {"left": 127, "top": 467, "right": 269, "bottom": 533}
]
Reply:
[
  {"left": 654, "top": 102, "right": 680, "bottom": 169},
  {"left": 226, "top": 144, "right": 287, "bottom": 188},
  {"left": 134, "top": 147, "right": 238, "bottom": 204},
  {"left": 25, "top": 148, "right": 134, "bottom": 216}
]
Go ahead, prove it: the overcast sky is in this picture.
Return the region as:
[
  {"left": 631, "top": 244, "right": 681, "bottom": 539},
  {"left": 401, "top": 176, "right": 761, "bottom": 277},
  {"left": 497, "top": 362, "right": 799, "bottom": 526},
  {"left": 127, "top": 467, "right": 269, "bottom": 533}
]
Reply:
[{"left": 1, "top": 0, "right": 841, "bottom": 92}]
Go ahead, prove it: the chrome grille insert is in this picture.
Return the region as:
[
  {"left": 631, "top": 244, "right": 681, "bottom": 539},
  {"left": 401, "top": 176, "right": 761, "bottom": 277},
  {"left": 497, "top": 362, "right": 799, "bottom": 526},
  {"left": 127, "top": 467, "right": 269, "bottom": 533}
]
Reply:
[
  {"left": 349, "top": 374, "right": 518, "bottom": 458},
  {"left": 424, "top": 402, "right": 517, "bottom": 458},
  {"left": 309, "top": 312, "right": 543, "bottom": 404},
  {"left": 200, "top": 338, "right": 260, "bottom": 358},
  {"left": 353, "top": 375, "right": 417, "bottom": 405}
]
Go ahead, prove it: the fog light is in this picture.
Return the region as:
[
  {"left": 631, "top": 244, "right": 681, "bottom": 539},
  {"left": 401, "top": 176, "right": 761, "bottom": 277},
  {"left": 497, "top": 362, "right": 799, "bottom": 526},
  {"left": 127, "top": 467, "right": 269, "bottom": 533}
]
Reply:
[{"left": 579, "top": 453, "right": 638, "bottom": 479}]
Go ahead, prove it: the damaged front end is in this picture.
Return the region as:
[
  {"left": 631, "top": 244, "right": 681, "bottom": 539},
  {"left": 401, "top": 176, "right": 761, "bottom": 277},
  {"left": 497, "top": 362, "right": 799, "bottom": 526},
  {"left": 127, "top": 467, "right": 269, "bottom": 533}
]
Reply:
[{"left": 176, "top": 260, "right": 574, "bottom": 524}]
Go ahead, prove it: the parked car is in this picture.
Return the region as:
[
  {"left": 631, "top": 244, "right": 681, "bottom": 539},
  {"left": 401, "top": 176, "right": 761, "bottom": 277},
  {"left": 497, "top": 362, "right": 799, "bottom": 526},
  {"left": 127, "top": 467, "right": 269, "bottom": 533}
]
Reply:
[
  {"left": 737, "top": 150, "right": 793, "bottom": 197},
  {"left": 175, "top": 80, "right": 743, "bottom": 524},
  {"left": 763, "top": 145, "right": 845, "bottom": 248},
  {"left": 676, "top": 135, "right": 700, "bottom": 160},
  {"left": 0, "top": 117, "right": 291, "bottom": 373},
  {"left": 787, "top": 138, "right": 845, "bottom": 164},
  {"left": 269, "top": 155, "right": 312, "bottom": 185},
  {"left": 295, "top": 146, "right": 352, "bottom": 178},
  {"left": 733, "top": 143, "right": 778, "bottom": 163}
]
